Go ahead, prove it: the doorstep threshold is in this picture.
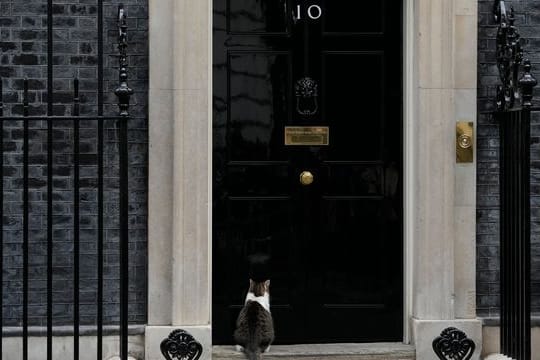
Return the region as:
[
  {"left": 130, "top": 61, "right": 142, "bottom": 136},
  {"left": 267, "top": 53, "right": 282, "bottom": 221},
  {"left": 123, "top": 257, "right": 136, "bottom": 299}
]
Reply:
[{"left": 213, "top": 343, "right": 415, "bottom": 359}]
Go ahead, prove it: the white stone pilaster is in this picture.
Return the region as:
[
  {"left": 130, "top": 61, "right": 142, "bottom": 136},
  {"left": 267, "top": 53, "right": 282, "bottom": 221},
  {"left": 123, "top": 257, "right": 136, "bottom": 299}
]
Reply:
[
  {"left": 409, "top": 0, "right": 482, "bottom": 358},
  {"left": 148, "top": 0, "right": 174, "bottom": 327},
  {"left": 453, "top": 2, "right": 478, "bottom": 322},
  {"left": 147, "top": 0, "right": 212, "bottom": 357}
]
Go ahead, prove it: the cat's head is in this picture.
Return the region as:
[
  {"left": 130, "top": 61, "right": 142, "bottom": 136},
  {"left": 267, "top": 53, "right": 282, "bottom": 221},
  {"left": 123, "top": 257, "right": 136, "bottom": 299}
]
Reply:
[{"left": 249, "top": 279, "right": 270, "bottom": 297}]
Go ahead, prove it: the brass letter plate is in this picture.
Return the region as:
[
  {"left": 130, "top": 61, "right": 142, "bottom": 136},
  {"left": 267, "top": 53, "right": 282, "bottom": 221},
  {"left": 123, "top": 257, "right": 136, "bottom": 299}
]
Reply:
[
  {"left": 285, "top": 126, "right": 329, "bottom": 146},
  {"left": 456, "top": 121, "right": 474, "bottom": 163}
]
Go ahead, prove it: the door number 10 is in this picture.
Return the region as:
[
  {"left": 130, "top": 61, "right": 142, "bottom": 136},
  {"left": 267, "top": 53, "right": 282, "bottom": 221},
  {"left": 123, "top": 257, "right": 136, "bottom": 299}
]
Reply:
[{"left": 294, "top": 4, "right": 323, "bottom": 20}]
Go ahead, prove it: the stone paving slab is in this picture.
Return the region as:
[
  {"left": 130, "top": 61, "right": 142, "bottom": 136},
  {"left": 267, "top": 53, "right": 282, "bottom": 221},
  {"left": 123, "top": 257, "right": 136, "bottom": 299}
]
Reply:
[{"left": 213, "top": 343, "right": 415, "bottom": 359}]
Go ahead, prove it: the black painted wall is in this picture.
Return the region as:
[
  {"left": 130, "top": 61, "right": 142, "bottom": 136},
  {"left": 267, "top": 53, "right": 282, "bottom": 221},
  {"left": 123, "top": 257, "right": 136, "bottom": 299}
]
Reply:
[
  {"left": 477, "top": 0, "right": 540, "bottom": 317},
  {"left": 0, "top": 0, "right": 148, "bottom": 326}
]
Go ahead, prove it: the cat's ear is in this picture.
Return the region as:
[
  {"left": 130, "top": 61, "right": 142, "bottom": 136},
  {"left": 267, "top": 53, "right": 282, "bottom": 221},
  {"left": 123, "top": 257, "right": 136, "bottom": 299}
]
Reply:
[
  {"left": 249, "top": 279, "right": 254, "bottom": 287},
  {"left": 265, "top": 280, "right": 271, "bottom": 288}
]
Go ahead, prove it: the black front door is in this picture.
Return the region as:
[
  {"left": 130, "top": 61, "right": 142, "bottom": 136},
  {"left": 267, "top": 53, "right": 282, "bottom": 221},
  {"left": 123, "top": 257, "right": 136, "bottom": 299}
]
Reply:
[{"left": 213, "top": 0, "right": 403, "bottom": 344}]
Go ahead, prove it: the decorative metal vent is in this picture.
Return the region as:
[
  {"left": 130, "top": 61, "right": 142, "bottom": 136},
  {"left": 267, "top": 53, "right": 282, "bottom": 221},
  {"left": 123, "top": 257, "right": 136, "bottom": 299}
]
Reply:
[
  {"left": 432, "top": 327, "right": 476, "bottom": 360},
  {"left": 433, "top": 327, "right": 476, "bottom": 360},
  {"left": 160, "top": 329, "right": 203, "bottom": 360}
]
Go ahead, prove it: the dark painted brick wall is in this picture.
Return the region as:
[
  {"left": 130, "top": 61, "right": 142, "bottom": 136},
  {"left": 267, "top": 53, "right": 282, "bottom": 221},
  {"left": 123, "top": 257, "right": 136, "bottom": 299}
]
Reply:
[
  {"left": 478, "top": 0, "right": 540, "bottom": 317},
  {"left": 0, "top": 0, "right": 148, "bottom": 326}
]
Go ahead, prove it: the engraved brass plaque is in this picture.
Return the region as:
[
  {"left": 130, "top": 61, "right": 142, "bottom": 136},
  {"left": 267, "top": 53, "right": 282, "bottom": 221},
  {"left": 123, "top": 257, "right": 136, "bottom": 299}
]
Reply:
[
  {"left": 456, "top": 121, "right": 474, "bottom": 163},
  {"left": 285, "top": 126, "right": 329, "bottom": 146}
]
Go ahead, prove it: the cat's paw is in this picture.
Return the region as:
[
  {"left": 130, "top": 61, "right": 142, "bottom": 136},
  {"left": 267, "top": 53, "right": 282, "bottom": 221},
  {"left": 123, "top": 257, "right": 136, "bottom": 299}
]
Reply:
[
  {"left": 235, "top": 345, "right": 244, "bottom": 353},
  {"left": 264, "top": 345, "right": 271, "bottom": 353}
]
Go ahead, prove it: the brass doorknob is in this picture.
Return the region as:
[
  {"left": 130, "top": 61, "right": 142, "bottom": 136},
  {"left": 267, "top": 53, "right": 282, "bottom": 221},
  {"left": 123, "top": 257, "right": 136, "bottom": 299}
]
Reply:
[{"left": 299, "top": 171, "right": 314, "bottom": 186}]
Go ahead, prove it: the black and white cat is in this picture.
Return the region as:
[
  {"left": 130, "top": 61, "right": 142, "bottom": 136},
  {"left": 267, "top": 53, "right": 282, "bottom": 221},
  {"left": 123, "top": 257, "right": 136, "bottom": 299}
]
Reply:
[{"left": 234, "top": 279, "right": 275, "bottom": 360}]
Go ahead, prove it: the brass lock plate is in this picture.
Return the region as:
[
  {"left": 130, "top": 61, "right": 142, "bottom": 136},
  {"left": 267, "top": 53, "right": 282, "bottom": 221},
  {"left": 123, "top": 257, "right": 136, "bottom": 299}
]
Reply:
[{"left": 456, "top": 121, "right": 474, "bottom": 163}]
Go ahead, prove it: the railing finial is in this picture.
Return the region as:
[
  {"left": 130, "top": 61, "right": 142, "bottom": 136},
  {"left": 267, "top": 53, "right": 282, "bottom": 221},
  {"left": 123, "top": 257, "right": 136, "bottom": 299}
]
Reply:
[
  {"left": 493, "top": 0, "right": 505, "bottom": 24},
  {"left": 519, "top": 60, "right": 538, "bottom": 108},
  {"left": 494, "top": 0, "right": 536, "bottom": 110},
  {"left": 115, "top": 4, "right": 133, "bottom": 117}
]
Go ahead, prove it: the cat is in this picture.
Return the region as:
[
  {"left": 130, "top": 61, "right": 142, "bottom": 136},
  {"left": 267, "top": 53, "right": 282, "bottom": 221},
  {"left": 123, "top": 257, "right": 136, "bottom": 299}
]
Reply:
[{"left": 234, "top": 279, "right": 275, "bottom": 360}]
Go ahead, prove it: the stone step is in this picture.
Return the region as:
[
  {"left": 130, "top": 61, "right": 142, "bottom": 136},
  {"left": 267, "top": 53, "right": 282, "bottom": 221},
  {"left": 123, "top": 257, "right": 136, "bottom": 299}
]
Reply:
[{"left": 213, "top": 343, "right": 415, "bottom": 360}]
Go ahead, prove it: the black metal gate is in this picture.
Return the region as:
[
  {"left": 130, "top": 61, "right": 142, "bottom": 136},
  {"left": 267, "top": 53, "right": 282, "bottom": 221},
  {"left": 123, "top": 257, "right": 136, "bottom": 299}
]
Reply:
[
  {"left": 493, "top": 1, "right": 538, "bottom": 359},
  {"left": 0, "top": 3, "right": 133, "bottom": 360}
]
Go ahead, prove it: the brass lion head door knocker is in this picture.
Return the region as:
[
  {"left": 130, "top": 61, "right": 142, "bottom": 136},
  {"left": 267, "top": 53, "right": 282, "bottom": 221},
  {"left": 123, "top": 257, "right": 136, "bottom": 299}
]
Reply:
[{"left": 295, "top": 77, "right": 319, "bottom": 116}]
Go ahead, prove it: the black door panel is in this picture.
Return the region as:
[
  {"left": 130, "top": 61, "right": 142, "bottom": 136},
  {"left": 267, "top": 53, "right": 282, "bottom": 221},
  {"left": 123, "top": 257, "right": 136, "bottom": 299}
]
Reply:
[
  {"left": 228, "top": 0, "right": 289, "bottom": 34},
  {"left": 321, "top": 0, "right": 385, "bottom": 34},
  {"left": 322, "top": 52, "right": 385, "bottom": 160},
  {"left": 228, "top": 52, "right": 291, "bottom": 161},
  {"left": 213, "top": 0, "right": 403, "bottom": 344}
]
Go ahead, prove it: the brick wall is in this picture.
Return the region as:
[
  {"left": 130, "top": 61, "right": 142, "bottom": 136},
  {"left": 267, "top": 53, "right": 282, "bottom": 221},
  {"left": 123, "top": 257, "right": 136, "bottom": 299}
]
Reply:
[
  {"left": 477, "top": 0, "right": 540, "bottom": 317},
  {"left": 4, "top": 0, "right": 539, "bottom": 326},
  {"left": 0, "top": 0, "right": 148, "bottom": 326}
]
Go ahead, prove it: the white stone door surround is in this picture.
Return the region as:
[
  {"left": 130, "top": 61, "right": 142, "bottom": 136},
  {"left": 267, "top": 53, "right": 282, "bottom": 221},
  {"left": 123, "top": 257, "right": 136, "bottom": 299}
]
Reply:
[{"left": 146, "top": 0, "right": 482, "bottom": 359}]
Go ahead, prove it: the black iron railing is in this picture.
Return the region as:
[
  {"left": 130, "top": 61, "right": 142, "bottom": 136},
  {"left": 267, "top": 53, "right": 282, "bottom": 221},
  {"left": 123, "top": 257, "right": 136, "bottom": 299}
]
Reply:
[
  {"left": 493, "top": 1, "right": 538, "bottom": 359},
  {"left": 497, "top": 108, "right": 532, "bottom": 360},
  {"left": 0, "top": 3, "right": 132, "bottom": 360}
]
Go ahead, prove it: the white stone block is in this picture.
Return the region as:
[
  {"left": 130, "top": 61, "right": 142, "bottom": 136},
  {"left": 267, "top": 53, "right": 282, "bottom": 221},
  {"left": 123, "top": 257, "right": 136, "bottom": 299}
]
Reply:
[{"left": 413, "top": 319, "right": 482, "bottom": 360}]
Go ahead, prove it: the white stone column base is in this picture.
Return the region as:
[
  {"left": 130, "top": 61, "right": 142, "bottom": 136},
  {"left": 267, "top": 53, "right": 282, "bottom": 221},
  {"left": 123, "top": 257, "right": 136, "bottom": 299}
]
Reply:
[
  {"left": 484, "top": 355, "right": 512, "bottom": 360},
  {"left": 412, "top": 319, "right": 482, "bottom": 360},
  {"left": 145, "top": 325, "right": 212, "bottom": 360}
]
